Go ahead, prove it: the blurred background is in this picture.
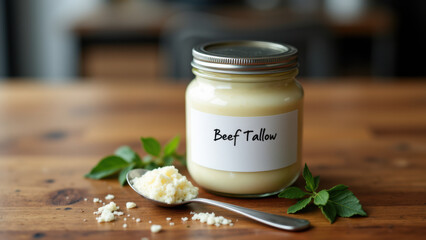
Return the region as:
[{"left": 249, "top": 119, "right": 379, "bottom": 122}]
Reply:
[{"left": 0, "top": 0, "right": 425, "bottom": 83}]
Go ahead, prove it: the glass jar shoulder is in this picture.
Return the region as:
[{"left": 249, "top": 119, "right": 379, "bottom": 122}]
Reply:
[{"left": 186, "top": 77, "right": 303, "bottom": 116}]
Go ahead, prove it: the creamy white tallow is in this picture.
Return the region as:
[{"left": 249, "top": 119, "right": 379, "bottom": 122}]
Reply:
[
  {"left": 186, "top": 69, "right": 303, "bottom": 196},
  {"left": 131, "top": 166, "right": 198, "bottom": 204}
]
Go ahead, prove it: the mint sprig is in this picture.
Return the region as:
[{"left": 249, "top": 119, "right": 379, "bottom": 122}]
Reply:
[
  {"left": 279, "top": 164, "right": 367, "bottom": 223},
  {"left": 85, "top": 136, "right": 186, "bottom": 186}
]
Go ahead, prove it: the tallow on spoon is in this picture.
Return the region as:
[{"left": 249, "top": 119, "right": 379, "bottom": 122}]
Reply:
[{"left": 127, "top": 168, "right": 310, "bottom": 231}]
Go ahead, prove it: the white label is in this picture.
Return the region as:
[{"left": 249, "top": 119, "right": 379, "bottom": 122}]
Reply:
[{"left": 189, "top": 108, "right": 298, "bottom": 172}]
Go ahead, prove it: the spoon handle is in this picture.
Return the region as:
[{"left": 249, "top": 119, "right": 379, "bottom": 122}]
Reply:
[{"left": 190, "top": 198, "right": 310, "bottom": 231}]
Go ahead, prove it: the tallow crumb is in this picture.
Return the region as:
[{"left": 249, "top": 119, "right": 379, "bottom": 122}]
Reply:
[
  {"left": 113, "top": 211, "right": 124, "bottom": 216},
  {"left": 126, "top": 202, "right": 137, "bottom": 209},
  {"left": 105, "top": 194, "right": 115, "bottom": 200},
  {"left": 150, "top": 224, "right": 162, "bottom": 233},
  {"left": 95, "top": 202, "right": 118, "bottom": 223},
  {"left": 190, "top": 212, "right": 233, "bottom": 227}
]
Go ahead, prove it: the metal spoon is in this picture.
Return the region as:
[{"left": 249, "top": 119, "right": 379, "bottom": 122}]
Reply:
[{"left": 126, "top": 168, "right": 310, "bottom": 231}]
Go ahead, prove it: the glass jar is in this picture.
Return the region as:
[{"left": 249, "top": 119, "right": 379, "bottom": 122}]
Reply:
[{"left": 186, "top": 41, "right": 303, "bottom": 198}]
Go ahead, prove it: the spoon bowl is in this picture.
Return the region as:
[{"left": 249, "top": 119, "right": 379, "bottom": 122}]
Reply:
[{"left": 127, "top": 168, "right": 310, "bottom": 231}]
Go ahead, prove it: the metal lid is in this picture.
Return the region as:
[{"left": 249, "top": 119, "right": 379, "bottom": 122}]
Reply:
[{"left": 191, "top": 41, "right": 298, "bottom": 74}]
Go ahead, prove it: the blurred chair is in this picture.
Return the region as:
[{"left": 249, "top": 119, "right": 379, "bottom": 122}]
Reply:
[{"left": 160, "top": 11, "right": 336, "bottom": 81}]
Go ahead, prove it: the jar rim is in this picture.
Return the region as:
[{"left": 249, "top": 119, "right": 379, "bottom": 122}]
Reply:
[{"left": 191, "top": 40, "right": 298, "bottom": 75}]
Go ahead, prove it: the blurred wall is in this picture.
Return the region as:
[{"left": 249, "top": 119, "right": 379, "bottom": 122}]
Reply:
[
  {"left": 11, "top": 0, "right": 101, "bottom": 81},
  {"left": 0, "top": 0, "right": 6, "bottom": 79},
  {"left": 391, "top": 0, "right": 426, "bottom": 76},
  {"left": 2, "top": 0, "right": 425, "bottom": 81}
]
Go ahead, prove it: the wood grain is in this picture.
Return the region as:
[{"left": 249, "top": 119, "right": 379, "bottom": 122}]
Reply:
[{"left": 0, "top": 80, "right": 425, "bottom": 240}]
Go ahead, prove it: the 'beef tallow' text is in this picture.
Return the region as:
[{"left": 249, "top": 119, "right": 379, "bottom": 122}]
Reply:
[{"left": 213, "top": 128, "right": 277, "bottom": 146}]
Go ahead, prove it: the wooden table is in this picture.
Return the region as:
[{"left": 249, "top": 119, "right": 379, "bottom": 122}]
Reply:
[{"left": 0, "top": 80, "right": 425, "bottom": 240}]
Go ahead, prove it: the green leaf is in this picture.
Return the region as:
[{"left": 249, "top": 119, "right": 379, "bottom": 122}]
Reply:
[
  {"left": 303, "top": 163, "right": 315, "bottom": 192},
  {"left": 313, "top": 190, "right": 329, "bottom": 206},
  {"left": 163, "top": 136, "right": 180, "bottom": 156},
  {"left": 118, "top": 163, "right": 136, "bottom": 186},
  {"left": 320, "top": 202, "right": 337, "bottom": 223},
  {"left": 327, "top": 184, "right": 348, "bottom": 194},
  {"left": 114, "top": 146, "right": 136, "bottom": 163},
  {"left": 313, "top": 176, "right": 320, "bottom": 191},
  {"left": 173, "top": 153, "right": 187, "bottom": 166},
  {"left": 133, "top": 156, "right": 143, "bottom": 168},
  {"left": 142, "top": 155, "right": 153, "bottom": 164},
  {"left": 145, "top": 162, "right": 159, "bottom": 170},
  {"left": 328, "top": 189, "right": 367, "bottom": 217},
  {"left": 278, "top": 187, "right": 309, "bottom": 199},
  {"left": 114, "top": 146, "right": 142, "bottom": 167},
  {"left": 85, "top": 156, "right": 129, "bottom": 179},
  {"left": 287, "top": 197, "right": 312, "bottom": 214},
  {"left": 163, "top": 155, "right": 174, "bottom": 166},
  {"left": 278, "top": 164, "right": 367, "bottom": 224},
  {"left": 86, "top": 135, "right": 188, "bottom": 186},
  {"left": 141, "top": 137, "right": 161, "bottom": 157}
]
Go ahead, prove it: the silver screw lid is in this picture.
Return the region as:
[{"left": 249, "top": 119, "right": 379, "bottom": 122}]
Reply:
[{"left": 191, "top": 41, "right": 298, "bottom": 74}]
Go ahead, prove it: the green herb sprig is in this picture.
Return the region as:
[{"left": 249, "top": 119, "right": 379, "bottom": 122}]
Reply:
[
  {"left": 279, "top": 164, "right": 367, "bottom": 223},
  {"left": 85, "top": 136, "right": 186, "bottom": 186}
]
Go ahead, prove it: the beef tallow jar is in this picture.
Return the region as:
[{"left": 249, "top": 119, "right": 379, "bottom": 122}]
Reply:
[{"left": 186, "top": 41, "right": 303, "bottom": 198}]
